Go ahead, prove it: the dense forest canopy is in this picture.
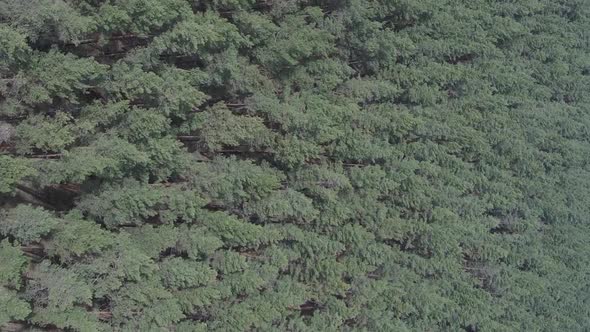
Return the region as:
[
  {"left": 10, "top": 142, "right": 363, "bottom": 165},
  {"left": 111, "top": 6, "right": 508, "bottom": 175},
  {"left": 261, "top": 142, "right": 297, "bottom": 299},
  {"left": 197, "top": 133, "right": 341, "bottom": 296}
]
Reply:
[{"left": 1, "top": 0, "right": 589, "bottom": 331}]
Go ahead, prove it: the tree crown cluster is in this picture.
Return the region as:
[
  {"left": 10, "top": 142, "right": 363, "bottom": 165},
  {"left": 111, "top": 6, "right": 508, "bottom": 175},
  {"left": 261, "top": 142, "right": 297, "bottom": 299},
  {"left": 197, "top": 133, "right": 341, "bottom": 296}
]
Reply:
[{"left": 1, "top": 0, "right": 589, "bottom": 331}]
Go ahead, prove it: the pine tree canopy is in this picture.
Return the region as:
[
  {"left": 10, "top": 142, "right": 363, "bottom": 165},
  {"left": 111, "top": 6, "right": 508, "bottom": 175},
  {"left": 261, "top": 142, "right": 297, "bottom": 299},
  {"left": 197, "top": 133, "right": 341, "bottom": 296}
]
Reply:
[{"left": 1, "top": 0, "right": 589, "bottom": 331}]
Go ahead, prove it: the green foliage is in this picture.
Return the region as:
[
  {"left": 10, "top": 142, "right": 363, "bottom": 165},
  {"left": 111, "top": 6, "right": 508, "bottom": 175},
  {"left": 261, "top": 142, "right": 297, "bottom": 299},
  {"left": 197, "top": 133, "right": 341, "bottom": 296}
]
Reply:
[
  {"left": 210, "top": 250, "right": 248, "bottom": 274},
  {"left": 0, "top": 0, "right": 94, "bottom": 43},
  {"left": 176, "top": 225, "right": 224, "bottom": 259},
  {"left": 186, "top": 102, "right": 274, "bottom": 152},
  {"left": 30, "top": 307, "right": 105, "bottom": 332},
  {"left": 72, "top": 233, "right": 157, "bottom": 297},
  {"left": 41, "top": 135, "right": 150, "bottom": 184},
  {"left": 0, "top": 239, "right": 27, "bottom": 289},
  {"left": 104, "top": 64, "right": 208, "bottom": 118},
  {"left": 245, "top": 189, "right": 318, "bottom": 223},
  {"left": 0, "top": 24, "right": 30, "bottom": 65},
  {"left": 26, "top": 261, "right": 92, "bottom": 310},
  {"left": 149, "top": 11, "right": 249, "bottom": 56},
  {"left": 126, "top": 224, "right": 179, "bottom": 258},
  {"left": 15, "top": 112, "right": 76, "bottom": 153},
  {"left": 45, "top": 214, "right": 115, "bottom": 261},
  {"left": 158, "top": 257, "right": 216, "bottom": 289},
  {"left": 109, "top": 279, "right": 185, "bottom": 330},
  {"left": 254, "top": 7, "right": 336, "bottom": 73},
  {"left": 190, "top": 157, "right": 284, "bottom": 208},
  {"left": 202, "top": 211, "right": 281, "bottom": 248},
  {"left": 0, "top": 287, "right": 31, "bottom": 326},
  {"left": 19, "top": 50, "right": 105, "bottom": 105},
  {"left": 96, "top": 0, "right": 192, "bottom": 34},
  {"left": 0, "top": 156, "right": 35, "bottom": 193},
  {"left": 1, "top": 0, "right": 589, "bottom": 330},
  {"left": 76, "top": 180, "right": 205, "bottom": 228},
  {"left": 0, "top": 205, "right": 58, "bottom": 245}
]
